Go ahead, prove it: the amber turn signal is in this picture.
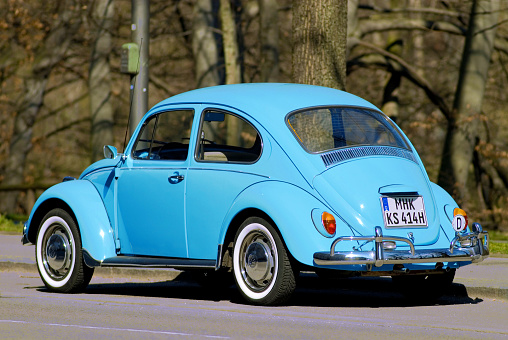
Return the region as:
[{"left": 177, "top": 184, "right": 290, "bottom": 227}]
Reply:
[{"left": 321, "top": 212, "right": 336, "bottom": 235}]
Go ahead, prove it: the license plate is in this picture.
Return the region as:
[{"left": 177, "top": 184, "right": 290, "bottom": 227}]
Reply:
[{"left": 380, "top": 196, "right": 427, "bottom": 228}]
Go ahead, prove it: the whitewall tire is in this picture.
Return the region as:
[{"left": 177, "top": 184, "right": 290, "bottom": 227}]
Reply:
[
  {"left": 35, "top": 208, "right": 93, "bottom": 292},
  {"left": 233, "top": 217, "right": 296, "bottom": 305}
]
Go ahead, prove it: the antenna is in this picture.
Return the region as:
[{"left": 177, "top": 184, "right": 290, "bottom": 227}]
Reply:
[{"left": 121, "top": 39, "right": 143, "bottom": 153}]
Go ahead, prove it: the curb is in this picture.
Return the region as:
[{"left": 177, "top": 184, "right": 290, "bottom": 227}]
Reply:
[
  {"left": 2, "top": 261, "right": 506, "bottom": 301},
  {"left": 0, "top": 261, "right": 181, "bottom": 281},
  {"left": 0, "top": 262, "right": 36, "bottom": 274},
  {"left": 453, "top": 278, "right": 508, "bottom": 301},
  {"left": 459, "top": 285, "right": 508, "bottom": 301}
]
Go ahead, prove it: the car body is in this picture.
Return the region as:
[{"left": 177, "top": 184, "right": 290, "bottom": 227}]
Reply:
[{"left": 22, "top": 83, "right": 489, "bottom": 305}]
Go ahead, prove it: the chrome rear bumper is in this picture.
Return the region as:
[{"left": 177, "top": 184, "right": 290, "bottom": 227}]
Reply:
[{"left": 313, "top": 224, "right": 489, "bottom": 267}]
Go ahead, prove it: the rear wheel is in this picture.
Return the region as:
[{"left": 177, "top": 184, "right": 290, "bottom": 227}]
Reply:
[
  {"left": 233, "top": 217, "right": 296, "bottom": 305},
  {"left": 35, "top": 208, "right": 93, "bottom": 293}
]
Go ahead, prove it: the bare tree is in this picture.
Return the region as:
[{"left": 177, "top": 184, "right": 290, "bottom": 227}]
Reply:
[
  {"left": 259, "top": 0, "right": 279, "bottom": 82},
  {"left": 89, "top": 0, "right": 115, "bottom": 162},
  {"left": 192, "top": 0, "right": 222, "bottom": 88},
  {"left": 438, "top": 0, "right": 500, "bottom": 204},
  {"left": 380, "top": 0, "right": 405, "bottom": 123},
  {"left": 0, "top": 0, "right": 82, "bottom": 213}
]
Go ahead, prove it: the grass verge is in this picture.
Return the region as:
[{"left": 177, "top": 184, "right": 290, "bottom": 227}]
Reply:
[
  {"left": 490, "top": 242, "right": 508, "bottom": 257},
  {"left": 0, "top": 214, "right": 23, "bottom": 233}
]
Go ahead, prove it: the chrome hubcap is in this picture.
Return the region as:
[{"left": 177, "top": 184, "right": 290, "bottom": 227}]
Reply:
[
  {"left": 241, "top": 232, "right": 274, "bottom": 291},
  {"left": 46, "top": 233, "right": 69, "bottom": 271},
  {"left": 43, "top": 226, "right": 72, "bottom": 280}
]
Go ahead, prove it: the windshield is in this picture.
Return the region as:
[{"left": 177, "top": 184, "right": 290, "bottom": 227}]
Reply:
[{"left": 287, "top": 107, "right": 409, "bottom": 153}]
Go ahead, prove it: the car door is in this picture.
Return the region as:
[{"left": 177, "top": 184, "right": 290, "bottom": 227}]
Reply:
[
  {"left": 116, "top": 109, "right": 195, "bottom": 258},
  {"left": 185, "top": 108, "right": 266, "bottom": 260}
]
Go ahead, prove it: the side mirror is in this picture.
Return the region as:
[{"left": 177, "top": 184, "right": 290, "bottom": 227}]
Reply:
[{"left": 103, "top": 145, "right": 118, "bottom": 159}]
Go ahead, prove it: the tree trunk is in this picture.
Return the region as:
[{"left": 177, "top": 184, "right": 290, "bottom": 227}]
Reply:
[
  {"left": 381, "top": 0, "right": 404, "bottom": 123},
  {"left": 89, "top": 0, "right": 115, "bottom": 163},
  {"left": 409, "top": 0, "right": 425, "bottom": 78},
  {"left": 192, "top": 0, "right": 222, "bottom": 88},
  {"left": 259, "top": 0, "right": 279, "bottom": 82},
  {"left": 0, "top": 0, "right": 82, "bottom": 213},
  {"left": 346, "top": 0, "right": 359, "bottom": 57},
  {"left": 220, "top": 0, "right": 241, "bottom": 85},
  {"left": 220, "top": 0, "right": 241, "bottom": 146},
  {"left": 292, "top": 0, "right": 347, "bottom": 91},
  {"left": 437, "top": 0, "right": 500, "bottom": 205}
]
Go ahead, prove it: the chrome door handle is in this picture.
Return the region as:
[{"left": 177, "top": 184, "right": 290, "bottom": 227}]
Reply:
[{"left": 169, "top": 173, "right": 184, "bottom": 183}]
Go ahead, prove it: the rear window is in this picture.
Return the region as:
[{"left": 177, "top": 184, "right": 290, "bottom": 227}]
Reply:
[{"left": 287, "top": 107, "right": 409, "bottom": 153}]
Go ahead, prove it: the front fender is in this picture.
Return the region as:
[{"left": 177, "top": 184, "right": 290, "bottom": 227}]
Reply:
[
  {"left": 219, "top": 181, "right": 351, "bottom": 267},
  {"left": 26, "top": 180, "right": 117, "bottom": 263}
]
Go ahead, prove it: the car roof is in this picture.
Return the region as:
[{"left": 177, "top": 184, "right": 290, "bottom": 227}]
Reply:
[
  {"left": 151, "top": 83, "right": 380, "bottom": 124},
  {"left": 133, "top": 84, "right": 386, "bottom": 181}
]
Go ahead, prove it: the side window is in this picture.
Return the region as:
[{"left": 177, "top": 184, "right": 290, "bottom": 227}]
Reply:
[
  {"left": 196, "top": 110, "right": 262, "bottom": 163},
  {"left": 133, "top": 110, "right": 194, "bottom": 160}
]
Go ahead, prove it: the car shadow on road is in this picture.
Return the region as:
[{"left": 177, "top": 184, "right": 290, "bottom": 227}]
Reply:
[
  {"left": 289, "top": 273, "right": 482, "bottom": 308},
  {"left": 32, "top": 270, "right": 481, "bottom": 308}
]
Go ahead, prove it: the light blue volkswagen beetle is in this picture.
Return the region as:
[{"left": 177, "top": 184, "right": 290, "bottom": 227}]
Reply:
[{"left": 22, "top": 83, "right": 489, "bottom": 305}]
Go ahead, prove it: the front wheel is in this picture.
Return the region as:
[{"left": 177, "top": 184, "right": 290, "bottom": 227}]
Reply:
[
  {"left": 35, "top": 208, "right": 93, "bottom": 293},
  {"left": 233, "top": 217, "right": 296, "bottom": 305}
]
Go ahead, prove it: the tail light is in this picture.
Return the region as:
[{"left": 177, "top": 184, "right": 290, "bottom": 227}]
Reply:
[{"left": 321, "top": 212, "right": 336, "bottom": 235}]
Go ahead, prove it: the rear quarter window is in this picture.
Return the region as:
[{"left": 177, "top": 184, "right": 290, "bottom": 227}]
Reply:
[{"left": 195, "top": 110, "right": 262, "bottom": 163}]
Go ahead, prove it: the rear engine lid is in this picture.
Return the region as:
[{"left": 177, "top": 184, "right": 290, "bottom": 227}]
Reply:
[{"left": 313, "top": 156, "right": 441, "bottom": 246}]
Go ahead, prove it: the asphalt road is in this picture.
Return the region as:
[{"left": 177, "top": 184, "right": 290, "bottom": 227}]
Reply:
[{"left": 1, "top": 270, "right": 507, "bottom": 339}]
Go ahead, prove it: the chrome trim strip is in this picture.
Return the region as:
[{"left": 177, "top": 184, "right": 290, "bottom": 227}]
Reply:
[
  {"left": 100, "top": 255, "right": 216, "bottom": 269},
  {"left": 321, "top": 146, "right": 416, "bottom": 167},
  {"left": 314, "top": 226, "right": 489, "bottom": 267}
]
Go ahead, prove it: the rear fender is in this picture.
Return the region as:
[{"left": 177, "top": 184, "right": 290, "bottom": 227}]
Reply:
[
  {"left": 26, "top": 180, "right": 116, "bottom": 263},
  {"left": 219, "top": 181, "right": 349, "bottom": 267},
  {"left": 430, "top": 182, "right": 459, "bottom": 243}
]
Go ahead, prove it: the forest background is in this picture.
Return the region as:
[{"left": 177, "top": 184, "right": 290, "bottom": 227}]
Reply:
[{"left": 1, "top": 0, "right": 508, "bottom": 233}]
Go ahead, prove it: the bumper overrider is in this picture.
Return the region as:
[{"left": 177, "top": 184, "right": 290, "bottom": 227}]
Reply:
[{"left": 313, "top": 224, "right": 489, "bottom": 268}]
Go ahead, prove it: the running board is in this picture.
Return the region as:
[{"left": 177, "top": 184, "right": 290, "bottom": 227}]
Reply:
[{"left": 82, "top": 249, "right": 215, "bottom": 269}]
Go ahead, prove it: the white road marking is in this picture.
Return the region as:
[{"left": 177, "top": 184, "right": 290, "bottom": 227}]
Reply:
[{"left": 0, "top": 319, "right": 229, "bottom": 339}]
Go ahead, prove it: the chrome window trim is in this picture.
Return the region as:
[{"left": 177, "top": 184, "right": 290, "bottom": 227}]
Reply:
[
  {"left": 285, "top": 105, "right": 410, "bottom": 154},
  {"left": 131, "top": 108, "right": 195, "bottom": 161},
  {"left": 193, "top": 108, "right": 263, "bottom": 165}
]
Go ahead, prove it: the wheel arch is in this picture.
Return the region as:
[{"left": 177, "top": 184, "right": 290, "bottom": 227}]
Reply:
[
  {"left": 27, "top": 180, "right": 117, "bottom": 263},
  {"left": 219, "top": 208, "right": 284, "bottom": 268},
  {"left": 27, "top": 198, "right": 76, "bottom": 245},
  {"left": 217, "top": 181, "right": 334, "bottom": 269}
]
